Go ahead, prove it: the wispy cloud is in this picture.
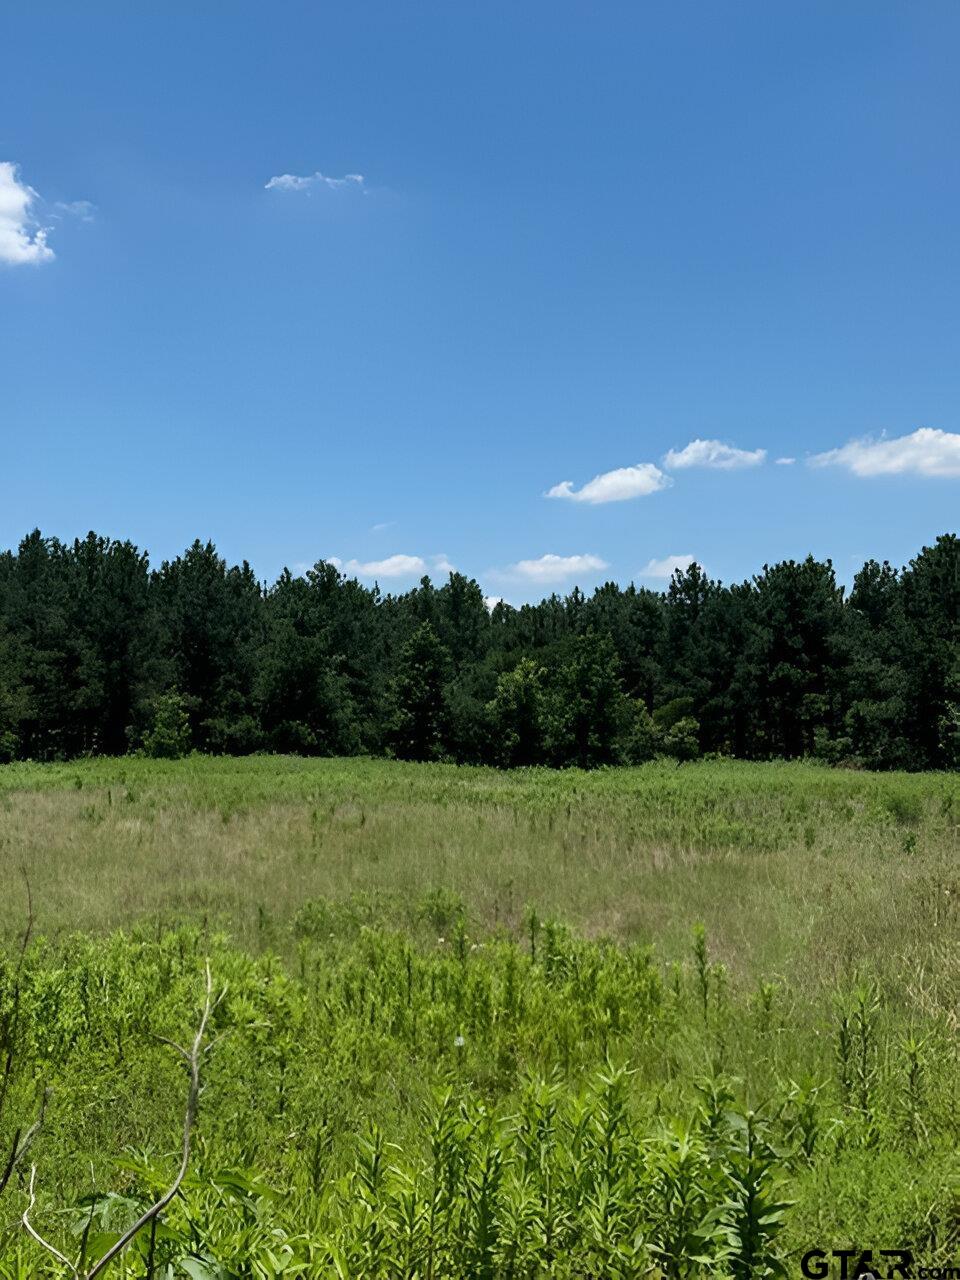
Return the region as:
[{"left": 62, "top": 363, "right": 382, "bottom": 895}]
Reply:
[
  {"left": 663, "top": 439, "right": 766, "bottom": 470},
  {"left": 638, "top": 554, "right": 695, "bottom": 580},
  {"left": 809, "top": 428, "right": 960, "bottom": 478},
  {"left": 370, "top": 521, "right": 395, "bottom": 533},
  {"left": 775, "top": 457, "right": 796, "bottom": 466},
  {"left": 53, "top": 199, "right": 96, "bottom": 222},
  {"left": 494, "top": 553, "right": 609, "bottom": 585},
  {"left": 265, "top": 171, "right": 365, "bottom": 193},
  {"left": 546, "top": 463, "right": 670, "bottom": 504},
  {"left": 0, "top": 162, "right": 54, "bottom": 265}
]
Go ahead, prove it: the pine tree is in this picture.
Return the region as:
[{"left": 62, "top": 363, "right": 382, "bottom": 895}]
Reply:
[
  {"left": 488, "top": 658, "right": 547, "bottom": 766},
  {"left": 387, "top": 622, "right": 451, "bottom": 761},
  {"left": 545, "top": 631, "right": 627, "bottom": 768}
]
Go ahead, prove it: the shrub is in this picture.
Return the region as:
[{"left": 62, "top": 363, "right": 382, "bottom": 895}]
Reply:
[
  {"left": 626, "top": 703, "right": 660, "bottom": 763},
  {"left": 663, "top": 715, "right": 701, "bottom": 762},
  {"left": 141, "top": 691, "right": 192, "bottom": 759}
]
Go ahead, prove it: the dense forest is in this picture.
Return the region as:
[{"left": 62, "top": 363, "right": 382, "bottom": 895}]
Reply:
[{"left": 0, "top": 529, "right": 957, "bottom": 770}]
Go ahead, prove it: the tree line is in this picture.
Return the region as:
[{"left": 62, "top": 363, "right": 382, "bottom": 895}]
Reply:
[{"left": 0, "top": 529, "right": 957, "bottom": 770}]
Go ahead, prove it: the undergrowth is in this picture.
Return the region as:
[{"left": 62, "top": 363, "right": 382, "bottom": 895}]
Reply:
[{"left": 0, "top": 898, "right": 957, "bottom": 1276}]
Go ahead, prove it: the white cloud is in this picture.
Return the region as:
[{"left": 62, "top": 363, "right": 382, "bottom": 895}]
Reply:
[
  {"left": 639, "top": 554, "right": 695, "bottom": 580},
  {"left": 0, "top": 162, "right": 54, "bottom": 265},
  {"left": 344, "top": 554, "right": 426, "bottom": 578},
  {"left": 497, "top": 553, "right": 609, "bottom": 584},
  {"left": 484, "top": 595, "right": 504, "bottom": 611},
  {"left": 775, "top": 457, "right": 796, "bottom": 466},
  {"left": 331, "top": 552, "right": 454, "bottom": 581},
  {"left": 265, "top": 171, "right": 365, "bottom": 193},
  {"left": 663, "top": 438, "right": 766, "bottom": 470},
  {"left": 545, "top": 463, "right": 670, "bottom": 504},
  {"left": 808, "top": 428, "right": 960, "bottom": 478},
  {"left": 370, "top": 521, "right": 395, "bottom": 533}
]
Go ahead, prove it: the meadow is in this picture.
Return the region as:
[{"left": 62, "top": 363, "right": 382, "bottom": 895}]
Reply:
[{"left": 0, "top": 756, "right": 957, "bottom": 1276}]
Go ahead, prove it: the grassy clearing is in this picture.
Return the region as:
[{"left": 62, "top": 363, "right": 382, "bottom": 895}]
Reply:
[
  {"left": 0, "top": 756, "right": 957, "bottom": 1274},
  {"left": 0, "top": 755, "right": 957, "bottom": 989}
]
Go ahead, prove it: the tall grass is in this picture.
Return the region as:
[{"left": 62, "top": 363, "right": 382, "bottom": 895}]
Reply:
[
  {"left": 0, "top": 756, "right": 956, "bottom": 989},
  {"left": 0, "top": 757, "right": 956, "bottom": 1274},
  {"left": 0, "top": 907, "right": 957, "bottom": 1275}
]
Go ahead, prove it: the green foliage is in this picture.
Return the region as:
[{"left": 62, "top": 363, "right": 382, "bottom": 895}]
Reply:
[
  {"left": 254, "top": 571, "right": 362, "bottom": 757},
  {"left": 387, "top": 622, "right": 451, "bottom": 761},
  {"left": 0, "top": 757, "right": 958, "bottom": 1274},
  {"left": 487, "top": 658, "right": 547, "bottom": 767},
  {"left": 545, "top": 631, "right": 628, "bottom": 768},
  {"left": 140, "top": 691, "right": 191, "bottom": 759},
  {"left": 443, "top": 675, "right": 492, "bottom": 765},
  {"left": 720, "top": 1110, "right": 793, "bottom": 1279},
  {"left": 0, "top": 529, "right": 959, "bottom": 769},
  {"left": 625, "top": 704, "right": 701, "bottom": 763},
  {"left": 625, "top": 702, "right": 659, "bottom": 764},
  {"left": 0, "top": 630, "right": 28, "bottom": 763},
  {"left": 938, "top": 650, "right": 960, "bottom": 768},
  {"left": 663, "top": 714, "right": 701, "bottom": 762},
  {"left": 0, "top": 901, "right": 956, "bottom": 1275}
]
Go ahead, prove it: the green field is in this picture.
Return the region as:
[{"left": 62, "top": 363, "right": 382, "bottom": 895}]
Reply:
[{"left": 0, "top": 756, "right": 958, "bottom": 1275}]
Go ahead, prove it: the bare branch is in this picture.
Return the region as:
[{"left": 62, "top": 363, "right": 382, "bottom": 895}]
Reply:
[
  {"left": 82, "top": 960, "right": 218, "bottom": 1279},
  {"left": 22, "top": 1164, "right": 79, "bottom": 1276},
  {"left": 0, "top": 1111, "right": 42, "bottom": 1198},
  {"left": 77, "top": 1162, "right": 97, "bottom": 1275},
  {"left": 18, "top": 962, "right": 221, "bottom": 1277}
]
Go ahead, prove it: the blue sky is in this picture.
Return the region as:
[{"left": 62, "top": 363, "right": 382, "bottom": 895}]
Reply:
[{"left": 2, "top": 2, "right": 959, "bottom": 602}]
